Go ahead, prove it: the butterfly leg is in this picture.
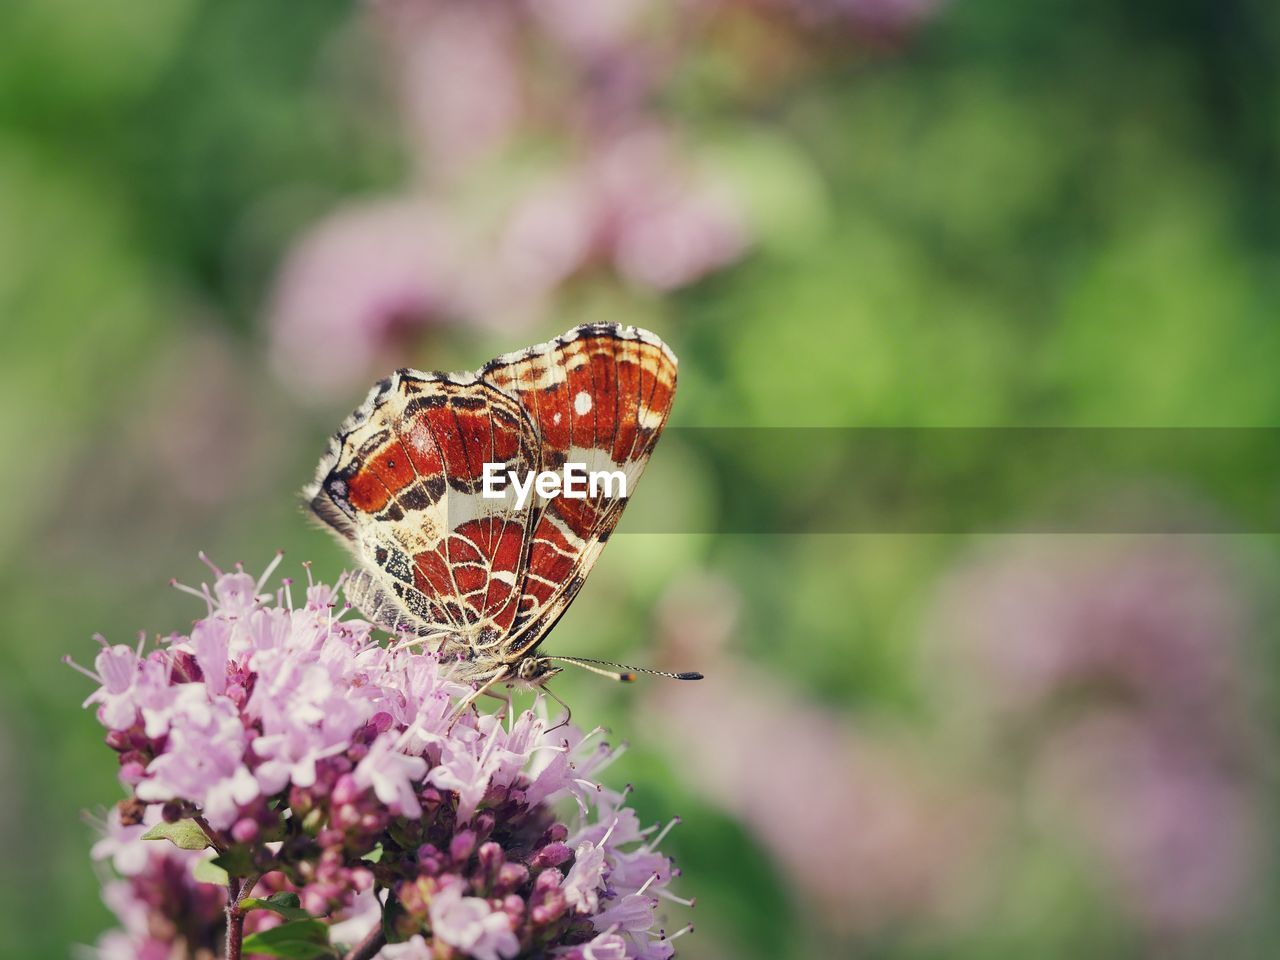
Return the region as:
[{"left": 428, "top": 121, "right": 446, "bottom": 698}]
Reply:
[
  {"left": 391, "top": 635, "right": 429, "bottom": 654},
  {"left": 448, "top": 667, "right": 511, "bottom": 730},
  {"left": 480, "top": 684, "right": 515, "bottom": 730},
  {"left": 390, "top": 630, "right": 450, "bottom": 654}
]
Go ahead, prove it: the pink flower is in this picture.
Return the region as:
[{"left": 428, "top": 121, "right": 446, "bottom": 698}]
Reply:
[
  {"left": 597, "top": 128, "right": 748, "bottom": 291},
  {"left": 499, "top": 127, "right": 749, "bottom": 296},
  {"left": 559, "top": 931, "right": 631, "bottom": 960},
  {"left": 89, "top": 808, "right": 158, "bottom": 878},
  {"left": 645, "top": 589, "right": 988, "bottom": 935},
  {"left": 212, "top": 569, "right": 262, "bottom": 614},
  {"left": 527, "top": 0, "right": 647, "bottom": 59},
  {"left": 190, "top": 620, "right": 228, "bottom": 697},
  {"left": 928, "top": 537, "right": 1263, "bottom": 937},
  {"left": 562, "top": 820, "right": 616, "bottom": 913},
  {"left": 378, "top": 1, "right": 523, "bottom": 180},
  {"left": 354, "top": 732, "right": 428, "bottom": 818},
  {"left": 1033, "top": 714, "right": 1256, "bottom": 934},
  {"left": 87, "top": 808, "right": 225, "bottom": 958},
  {"left": 74, "top": 555, "right": 693, "bottom": 959},
  {"left": 428, "top": 881, "right": 520, "bottom": 960},
  {"left": 135, "top": 690, "right": 257, "bottom": 828},
  {"left": 267, "top": 198, "right": 459, "bottom": 400},
  {"left": 79, "top": 641, "right": 145, "bottom": 731},
  {"left": 424, "top": 716, "right": 535, "bottom": 824}
]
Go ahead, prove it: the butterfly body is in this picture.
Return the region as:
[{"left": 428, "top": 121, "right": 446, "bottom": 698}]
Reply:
[{"left": 305, "top": 324, "right": 685, "bottom": 694}]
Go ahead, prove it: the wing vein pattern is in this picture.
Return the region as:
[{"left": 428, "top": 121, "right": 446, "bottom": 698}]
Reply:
[{"left": 305, "top": 323, "right": 676, "bottom": 671}]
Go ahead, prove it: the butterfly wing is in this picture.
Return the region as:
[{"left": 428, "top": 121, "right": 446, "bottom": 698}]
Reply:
[
  {"left": 305, "top": 370, "right": 543, "bottom": 647},
  {"left": 480, "top": 323, "right": 678, "bottom": 659}
]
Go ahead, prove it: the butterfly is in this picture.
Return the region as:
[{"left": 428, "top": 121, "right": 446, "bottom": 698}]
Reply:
[{"left": 304, "top": 323, "right": 702, "bottom": 710}]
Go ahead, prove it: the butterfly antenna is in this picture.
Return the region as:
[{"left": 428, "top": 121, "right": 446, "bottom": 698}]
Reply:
[{"left": 544, "top": 656, "right": 703, "bottom": 683}]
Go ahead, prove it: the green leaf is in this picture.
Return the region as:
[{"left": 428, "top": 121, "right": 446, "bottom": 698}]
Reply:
[
  {"left": 192, "top": 856, "right": 229, "bottom": 886},
  {"left": 262, "top": 892, "right": 301, "bottom": 910},
  {"left": 141, "top": 819, "right": 211, "bottom": 851},
  {"left": 361, "top": 843, "right": 383, "bottom": 864},
  {"left": 387, "top": 819, "right": 419, "bottom": 849},
  {"left": 212, "top": 845, "right": 257, "bottom": 878},
  {"left": 381, "top": 892, "right": 409, "bottom": 945},
  {"left": 260, "top": 814, "right": 288, "bottom": 842},
  {"left": 240, "top": 892, "right": 311, "bottom": 922},
  {"left": 236, "top": 939, "right": 334, "bottom": 959},
  {"left": 240, "top": 918, "right": 335, "bottom": 959}
]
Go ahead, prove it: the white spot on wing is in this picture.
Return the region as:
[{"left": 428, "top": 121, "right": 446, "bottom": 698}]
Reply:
[{"left": 574, "top": 391, "right": 593, "bottom": 415}]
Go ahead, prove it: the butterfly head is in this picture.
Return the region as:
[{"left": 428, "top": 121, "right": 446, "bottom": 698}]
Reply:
[{"left": 514, "top": 656, "right": 564, "bottom": 686}]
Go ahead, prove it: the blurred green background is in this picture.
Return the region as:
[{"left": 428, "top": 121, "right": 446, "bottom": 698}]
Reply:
[{"left": 3, "top": 0, "right": 1280, "bottom": 957}]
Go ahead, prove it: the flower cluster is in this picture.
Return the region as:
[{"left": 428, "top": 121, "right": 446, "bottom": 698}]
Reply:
[{"left": 72, "top": 555, "right": 692, "bottom": 959}]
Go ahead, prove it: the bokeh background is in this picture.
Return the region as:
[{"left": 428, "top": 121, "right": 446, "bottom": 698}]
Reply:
[{"left": 3, "top": 0, "right": 1280, "bottom": 957}]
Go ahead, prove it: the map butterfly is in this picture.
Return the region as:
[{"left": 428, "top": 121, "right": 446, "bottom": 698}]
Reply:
[{"left": 305, "top": 324, "right": 702, "bottom": 709}]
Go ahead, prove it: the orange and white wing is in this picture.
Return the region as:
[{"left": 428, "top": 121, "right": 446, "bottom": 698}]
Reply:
[
  {"left": 305, "top": 371, "right": 542, "bottom": 647},
  {"left": 480, "top": 323, "right": 677, "bottom": 657}
]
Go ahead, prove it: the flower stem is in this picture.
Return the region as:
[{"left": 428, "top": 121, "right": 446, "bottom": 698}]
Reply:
[
  {"left": 195, "top": 814, "right": 229, "bottom": 854},
  {"left": 224, "top": 873, "right": 259, "bottom": 960},
  {"left": 225, "top": 875, "right": 245, "bottom": 960},
  {"left": 345, "top": 924, "right": 387, "bottom": 960}
]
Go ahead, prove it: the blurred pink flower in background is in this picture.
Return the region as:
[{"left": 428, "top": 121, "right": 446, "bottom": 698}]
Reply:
[
  {"left": 594, "top": 128, "right": 749, "bottom": 291},
  {"left": 264, "top": 0, "right": 953, "bottom": 397},
  {"left": 273, "top": 0, "right": 898, "bottom": 398},
  {"left": 929, "top": 538, "right": 1251, "bottom": 726},
  {"left": 43, "top": 327, "right": 292, "bottom": 568},
  {"left": 89, "top": 807, "right": 225, "bottom": 959},
  {"left": 269, "top": 198, "right": 458, "bottom": 399},
  {"left": 644, "top": 573, "right": 993, "bottom": 937},
  {"left": 526, "top": 0, "right": 649, "bottom": 55},
  {"left": 926, "top": 537, "right": 1264, "bottom": 938},
  {"left": 646, "top": 670, "right": 992, "bottom": 934},
  {"left": 375, "top": 1, "right": 523, "bottom": 181},
  {"left": 1032, "top": 714, "right": 1258, "bottom": 935},
  {"left": 500, "top": 128, "right": 748, "bottom": 298},
  {"left": 643, "top": 539, "right": 1267, "bottom": 947}
]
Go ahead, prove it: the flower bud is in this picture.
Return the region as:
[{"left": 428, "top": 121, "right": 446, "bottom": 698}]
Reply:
[
  {"left": 532, "top": 841, "right": 571, "bottom": 870},
  {"left": 449, "top": 830, "right": 477, "bottom": 864}
]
